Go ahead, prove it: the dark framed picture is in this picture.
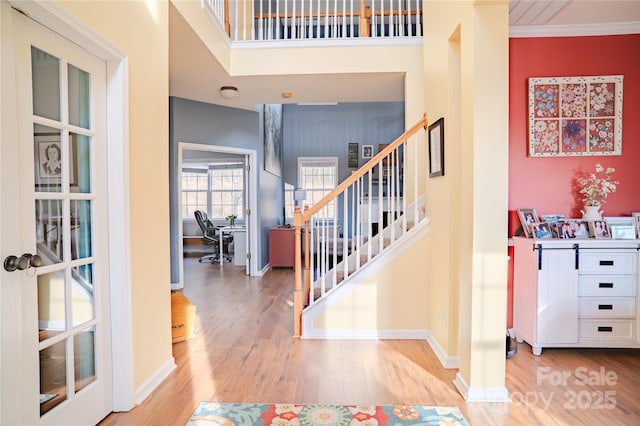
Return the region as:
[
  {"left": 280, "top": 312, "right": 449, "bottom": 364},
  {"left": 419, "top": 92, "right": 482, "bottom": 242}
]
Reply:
[
  {"left": 517, "top": 208, "right": 539, "bottom": 238},
  {"left": 428, "top": 117, "right": 444, "bottom": 178},
  {"left": 263, "top": 104, "right": 282, "bottom": 177},
  {"left": 348, "top": 143, "right": 359, "bottom": 168}
]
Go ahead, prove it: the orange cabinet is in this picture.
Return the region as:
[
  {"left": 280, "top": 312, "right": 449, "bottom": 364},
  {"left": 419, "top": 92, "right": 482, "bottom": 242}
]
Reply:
[{"left": 269, "top": 227, "right": 295, "bottom": 268}]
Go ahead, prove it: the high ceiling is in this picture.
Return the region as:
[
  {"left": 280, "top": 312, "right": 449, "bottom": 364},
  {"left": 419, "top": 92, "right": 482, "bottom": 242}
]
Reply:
[{"left": 169, "top": 1, "right": 640, "bottom": 112}]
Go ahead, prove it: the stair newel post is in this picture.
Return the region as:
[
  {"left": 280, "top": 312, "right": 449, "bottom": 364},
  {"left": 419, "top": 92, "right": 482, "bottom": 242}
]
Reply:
[
  {"left": 293, "top": 205, "right": 303, "bottom": 337},
  {"left": 359, "top": 0, "right": 370, "bottom": 37},
  {"left": 303, "top": 206, "right": 311, "bottom": 306},
  {"left": 223, "top": 0, "right": 231, "bottom": 37}
]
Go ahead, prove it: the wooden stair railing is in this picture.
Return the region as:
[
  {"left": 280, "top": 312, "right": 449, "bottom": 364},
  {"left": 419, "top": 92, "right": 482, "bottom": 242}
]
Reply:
[
  {"left": 207, "top": 0, "right": 422, "bottom": 42},
  {"left": 293, "top": 114, "right": 429, "bottom": 337}
]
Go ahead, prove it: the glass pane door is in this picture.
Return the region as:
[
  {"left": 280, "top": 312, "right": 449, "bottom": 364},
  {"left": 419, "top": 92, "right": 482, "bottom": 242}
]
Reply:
[{"left": 31, "top": 45, "right": 98, "bottom": 418}]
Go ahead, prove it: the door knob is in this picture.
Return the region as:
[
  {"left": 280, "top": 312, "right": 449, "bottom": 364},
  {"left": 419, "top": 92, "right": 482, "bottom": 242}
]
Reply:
[{"left": 3, "top": 253, "right": 43, "bottom": 272}]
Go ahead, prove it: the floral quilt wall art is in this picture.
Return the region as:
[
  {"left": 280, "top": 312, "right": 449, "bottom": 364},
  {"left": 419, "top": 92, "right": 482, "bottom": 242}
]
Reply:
[{"left": 528, "top": 75, "right": 623, "bottom": 157}]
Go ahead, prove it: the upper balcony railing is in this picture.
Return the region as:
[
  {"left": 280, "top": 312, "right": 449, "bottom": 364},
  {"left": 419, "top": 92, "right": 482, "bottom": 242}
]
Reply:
[{"left": 207, "top": 0, "right": 423, "bottom": 42}]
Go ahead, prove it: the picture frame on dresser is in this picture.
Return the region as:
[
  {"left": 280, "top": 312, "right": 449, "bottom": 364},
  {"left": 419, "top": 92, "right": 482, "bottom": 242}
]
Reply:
[
  {"left": 563, "top": 220, "right": 590, "bottom": 239},
  {"left": 530, "top": 222, "right": 552, "bottom": 239},
  {"left": 611, "top": 224, "right": 637, "bottom": 239},
  {"left": 517, "top": 208, "right": 539, "bottom": 238},
  {"left": 589, "top": 220, "right": 611, "bottom": 239},
  {"left": 632, "top": 211, "right": 640, "bottom": 235}
]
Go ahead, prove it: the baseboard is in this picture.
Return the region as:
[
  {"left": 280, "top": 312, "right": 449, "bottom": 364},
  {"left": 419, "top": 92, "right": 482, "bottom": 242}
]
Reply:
[
  {"left": 453, "top": 372, "right": 510, "bottom": 403},
  {"left": 134, "top": 357, "right": 176, "bottom": 405},
  {"left": 260, "top": 263, "right": 270, "bottom": 275},
  {"left": 171, "top": 282, "right": 183, "bottom": 291},
  {"left": 426, "top": 331, "right": 460, "bottom": 369},
  {"left": 302, "top": 328, "right": 430, "bottom": 340}
]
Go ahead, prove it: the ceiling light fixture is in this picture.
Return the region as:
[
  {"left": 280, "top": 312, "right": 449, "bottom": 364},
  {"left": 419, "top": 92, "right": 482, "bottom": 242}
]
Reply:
[
  {"left": 219, "top": 86, "right": 238, "bottom": 99},
  {"left": 281, "top": 92, "right": 292, "bottom": 99}
]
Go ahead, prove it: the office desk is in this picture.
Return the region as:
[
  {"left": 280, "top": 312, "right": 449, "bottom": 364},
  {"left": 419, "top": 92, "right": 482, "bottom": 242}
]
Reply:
[{"left": 220, "top": 226, "right": 246, "bottom": 268}]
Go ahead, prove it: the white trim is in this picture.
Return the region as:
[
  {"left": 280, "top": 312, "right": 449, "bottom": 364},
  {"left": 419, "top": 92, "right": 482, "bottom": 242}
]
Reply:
[
  {"left": 510, "top": 21, "right": 640, "bottom": 38},
  {"left": 133, "top": 357, "right": 177, "bottom": 406},
  {"left": 10, "top": 0, "right": 135, "bottom": 412},
  {"left": 12, "top": 0, "right": 127, "bottom": 59},
  {"left": 230, "top": 38, "right": 424, "bottom": 49},
  {"left": 260, "top": 263, "right": 270, "bottom": 276},
  {"left": 453, "top": 372, "right": 511, "bottom": 403},
  {"left": 426, "top": 331, "right": 460, "bottom": 369},
  {"left": 106, "top": 56, "right": 134, "bottom": 412},
  {"left": 176, "top": 142, "right": 259, "bottom": 284}
]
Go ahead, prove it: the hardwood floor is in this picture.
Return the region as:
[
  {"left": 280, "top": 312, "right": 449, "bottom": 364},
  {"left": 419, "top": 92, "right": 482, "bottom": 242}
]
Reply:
[{"left": 100, "top": 255, "right": 640, "bottom": 425}]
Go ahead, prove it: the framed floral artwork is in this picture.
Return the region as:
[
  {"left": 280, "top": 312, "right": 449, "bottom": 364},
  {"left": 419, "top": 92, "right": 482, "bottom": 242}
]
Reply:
[{"left": 528, "top": 75, "right": 623, "bottom": 157}]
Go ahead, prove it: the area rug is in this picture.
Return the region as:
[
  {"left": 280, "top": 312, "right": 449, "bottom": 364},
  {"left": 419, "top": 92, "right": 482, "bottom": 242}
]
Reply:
[{"left": 186, "top": 402, "right": 468, "bottom": 425}]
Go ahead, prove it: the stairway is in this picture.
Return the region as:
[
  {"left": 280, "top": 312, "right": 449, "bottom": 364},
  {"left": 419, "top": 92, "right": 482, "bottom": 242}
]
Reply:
[{"left": 292, "top": 114, "right": 430, "bottom": 337}]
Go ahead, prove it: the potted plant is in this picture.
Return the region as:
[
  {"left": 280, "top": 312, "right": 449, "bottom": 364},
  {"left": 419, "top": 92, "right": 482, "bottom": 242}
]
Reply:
[
  {"left": 226, "top": 214, "right": 237, "bottom": 227},
  {"left": 577, "top": 163, "right": 618, "bottom": 220}
]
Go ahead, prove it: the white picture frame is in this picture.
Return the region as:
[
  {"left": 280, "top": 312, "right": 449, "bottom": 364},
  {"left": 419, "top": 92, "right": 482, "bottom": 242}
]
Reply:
[
  {"left": 528, "top": 75, "right": 623, "bottom": 157},
  {"left": 610, "top": 224, "right": 637, "bottom": 239},
  {"left": 362, "top": 145, "right": 373, "bottom": 159}
]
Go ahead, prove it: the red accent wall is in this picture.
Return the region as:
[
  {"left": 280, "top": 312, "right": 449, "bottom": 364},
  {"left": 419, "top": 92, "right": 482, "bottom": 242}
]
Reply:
[{"left": 507, "top": 34, "right": 640, "bottom": 327}]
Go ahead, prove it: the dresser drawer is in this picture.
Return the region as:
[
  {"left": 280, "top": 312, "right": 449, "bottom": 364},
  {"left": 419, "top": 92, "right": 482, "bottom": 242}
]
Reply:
[
  {"left": 579, "top": 276, "right": 637, "bottom": 297},
  {"left": 579, "top": 297, "right": 636, "bottom": 318},
  {"left": 579, "top": 251, "right": 637, "bottom": 275},
  {"left": 579, "top": 319, "right": 634, "bottom": 340}
]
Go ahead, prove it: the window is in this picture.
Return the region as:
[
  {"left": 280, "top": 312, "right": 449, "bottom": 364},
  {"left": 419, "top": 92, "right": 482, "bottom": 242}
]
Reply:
[
  {"left": 284, "top": 182, "right": 294, "bottom": 224},
  {"left": 298, "top": 157, "right": 338, "bottom": 219},
  {"left": 181, "top": 166, "right": 244, "bottom": 220},
  {"left": 182, "top": 169, "right": 208, "bottom": 218}
]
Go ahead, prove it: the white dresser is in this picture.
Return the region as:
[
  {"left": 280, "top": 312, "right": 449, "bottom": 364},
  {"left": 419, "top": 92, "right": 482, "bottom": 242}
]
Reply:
[{"left": 513, "top": 236, "right": 640, "bottom": 355}]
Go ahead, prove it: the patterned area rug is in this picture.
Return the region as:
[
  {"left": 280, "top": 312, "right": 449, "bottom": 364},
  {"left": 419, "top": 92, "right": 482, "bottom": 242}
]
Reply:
[{"left": 186, "top": 402, "right": 468, "bottom": 425}]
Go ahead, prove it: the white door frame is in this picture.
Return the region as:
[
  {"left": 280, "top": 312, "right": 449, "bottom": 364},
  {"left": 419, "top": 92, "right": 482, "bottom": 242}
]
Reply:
[
  {"left": 176, "top": 142, "right": 259, "bottom": 288},
  {"left": 4, "top": 0, "right": 135, "bottom": 412}
]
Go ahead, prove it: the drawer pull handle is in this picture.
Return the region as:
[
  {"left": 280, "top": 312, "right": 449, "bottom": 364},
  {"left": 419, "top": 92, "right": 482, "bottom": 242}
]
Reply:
[
  {"left": 598, "top": 304, "right": 613, "bottom": 310},
  {"left": 599, "top": 260, "right": 614, "bottom": 266},
  {"left": 599, "top": 282, "right": 614, "bottom": 288},
  {"left": 598, "top": 326, "right": 613, "bottom": 332}
]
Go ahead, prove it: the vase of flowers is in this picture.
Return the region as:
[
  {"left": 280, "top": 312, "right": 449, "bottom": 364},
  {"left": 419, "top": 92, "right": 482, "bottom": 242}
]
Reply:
[
  {"left": 226, "top": 214, "right": 237, "bottom": 227},
  {"left": 577, "top": 163, "right": 618, "bottom": 220}
]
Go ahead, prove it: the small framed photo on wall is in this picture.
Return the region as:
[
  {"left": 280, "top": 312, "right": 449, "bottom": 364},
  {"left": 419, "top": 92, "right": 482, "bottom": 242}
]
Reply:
[
  {"left": 348, "top": 142, "right": 359, "bottom": 168},
  {"left": 428, "top": 117, "right": 444, "bottom": 177},
  {"left": 362, "top": 144, "right": 373, "bottom": 159}
]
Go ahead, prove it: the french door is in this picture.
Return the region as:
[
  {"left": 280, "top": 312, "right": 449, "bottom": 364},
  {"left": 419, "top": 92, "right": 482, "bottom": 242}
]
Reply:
[{"left": 1, "top": 7, "right": 112, "bottom": 425}]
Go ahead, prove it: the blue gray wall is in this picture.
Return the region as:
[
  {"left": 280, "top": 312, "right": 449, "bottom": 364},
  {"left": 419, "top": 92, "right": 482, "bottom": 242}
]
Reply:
[
  {"left": 169, "top": 98, "right": 404, "bottom": 281},
  {"left": 282, "top": 102, "right": 405, "bottom": 234},
  {"left": 282, "top": 102, "right": 404, "bottom": 185},
  {"left": 169, "top": 97, "right": 282, "bottom": 281}
]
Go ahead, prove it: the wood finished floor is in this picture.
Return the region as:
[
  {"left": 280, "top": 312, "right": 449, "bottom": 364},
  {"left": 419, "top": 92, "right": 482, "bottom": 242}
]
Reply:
[{"left": 100, "top": 254, "right": 640, "bottom": 425}]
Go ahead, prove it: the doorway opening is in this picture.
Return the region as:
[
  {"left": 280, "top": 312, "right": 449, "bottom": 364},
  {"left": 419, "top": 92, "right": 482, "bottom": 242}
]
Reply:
[{"left": 175, "top": 142, "right": 258, "bottom": 288}]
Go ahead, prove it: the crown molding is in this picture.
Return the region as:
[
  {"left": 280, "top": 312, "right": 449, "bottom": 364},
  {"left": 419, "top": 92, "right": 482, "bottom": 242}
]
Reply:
[{"left": 510, "top": 21, "right": 640, "bottom": 38}]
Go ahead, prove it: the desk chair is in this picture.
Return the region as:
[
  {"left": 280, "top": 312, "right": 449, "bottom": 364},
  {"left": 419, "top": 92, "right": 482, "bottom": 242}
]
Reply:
[{"left": 194, "top": 210, "right": 233, "bottom": 263}]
